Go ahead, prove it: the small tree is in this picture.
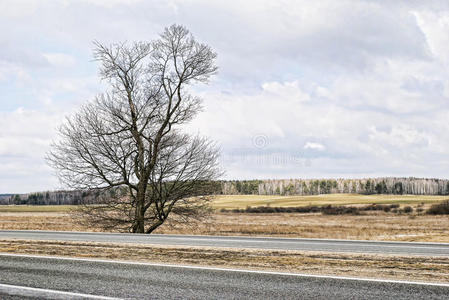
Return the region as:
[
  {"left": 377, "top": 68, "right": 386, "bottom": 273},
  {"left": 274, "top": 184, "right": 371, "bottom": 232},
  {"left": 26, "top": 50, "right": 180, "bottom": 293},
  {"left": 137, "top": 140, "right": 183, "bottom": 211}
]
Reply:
[
  {"left": 12, "top": 194, "right": 21, "bottom": 205},
  {"left": 365, "top": 180, "right": 373, "bottom": 194},
  {"left": 375, "top": 180, "right": 387, "bottom": 194},
  {"left": 393, "top": 182, "right": 404, "bottom": 195},
  {"left": 47, "top": 25, "right": 221, "bottom": 233}
]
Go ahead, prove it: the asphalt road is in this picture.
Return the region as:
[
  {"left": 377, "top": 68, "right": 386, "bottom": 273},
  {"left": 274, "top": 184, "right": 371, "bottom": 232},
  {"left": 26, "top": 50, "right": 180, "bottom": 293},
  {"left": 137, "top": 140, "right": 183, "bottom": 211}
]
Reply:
[
  {"left": 0, "top": 254, "right": 448, "bottom": 299},
  {"left": 1, "top": 230, "right": 449, "bottom": 256}
]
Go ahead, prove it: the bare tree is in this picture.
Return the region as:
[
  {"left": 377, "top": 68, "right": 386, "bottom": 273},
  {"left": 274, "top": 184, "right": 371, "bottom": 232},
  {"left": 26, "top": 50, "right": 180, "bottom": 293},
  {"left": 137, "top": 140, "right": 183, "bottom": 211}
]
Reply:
[{"left": 47, "top": 24, "right": 221, "bottom": 233}]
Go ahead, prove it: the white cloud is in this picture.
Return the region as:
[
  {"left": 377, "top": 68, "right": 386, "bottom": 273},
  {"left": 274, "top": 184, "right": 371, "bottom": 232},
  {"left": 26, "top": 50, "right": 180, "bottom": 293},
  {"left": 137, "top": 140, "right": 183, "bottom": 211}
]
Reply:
[
  {"left": 80, "top": 0, "right": 145, "bottom": 8},
  {"left": 304, "top": 142, "right": 325, "bottom": 151},
  {"left": 2, "top": 0, "right": 449, "bottom": 191},
  {"left": 43, "top": 53, "right": 76, "bottom": 67},
  {"left": 0, "top": 61, "right": 29, "bottom": 82},
  {"left": 0, "top": 1, "right": 39, "bottom": 18},
  {"left": 413, "top": 10, "right": 449, "bottom": 62},
  {"left": 262, "top": 81, "right": 311, "bottom": 102},
  {"left": 0, "top": 108, "right": 65, "bottom": 192},
  {"left": 368, "top": 125, "right": 429, "bottom": 148}
]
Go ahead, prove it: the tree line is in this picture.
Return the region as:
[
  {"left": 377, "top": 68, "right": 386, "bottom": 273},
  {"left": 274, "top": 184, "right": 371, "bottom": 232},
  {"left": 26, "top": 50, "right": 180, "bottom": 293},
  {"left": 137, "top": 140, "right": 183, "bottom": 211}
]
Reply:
[
  {"left": 221, "top": 177, "right": 449, "bottom": 196},
  {"left": 3, "top": 177, "right": 449, "bottom": 206},
  {"left": 1, "top": 190, "right": 103, "bottom": 205}
]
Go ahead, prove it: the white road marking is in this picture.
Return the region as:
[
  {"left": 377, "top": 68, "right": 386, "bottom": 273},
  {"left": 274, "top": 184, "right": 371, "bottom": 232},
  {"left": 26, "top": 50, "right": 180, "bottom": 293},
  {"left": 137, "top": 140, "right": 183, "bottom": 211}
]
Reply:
[
  {"left": 1, "top": 252, "right": 448, "bottom": 287},
  {"left": 3, "top": 230, "right": 449, "bottom": 246},
  {"left": 126, "top": 237, "right": 449, "bottom": 250},
  {"left": 2, "top": 231, "right": 449, "bottom": 250},
  {"left": 0, "top": 283, "right": 121, "bottom": 299}
]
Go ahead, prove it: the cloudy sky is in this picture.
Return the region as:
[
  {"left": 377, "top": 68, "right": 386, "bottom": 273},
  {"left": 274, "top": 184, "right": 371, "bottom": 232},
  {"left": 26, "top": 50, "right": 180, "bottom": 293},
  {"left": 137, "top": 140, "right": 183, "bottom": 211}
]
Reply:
[{"left": 1, "top": 0, "right": 449, "bottom": 193}]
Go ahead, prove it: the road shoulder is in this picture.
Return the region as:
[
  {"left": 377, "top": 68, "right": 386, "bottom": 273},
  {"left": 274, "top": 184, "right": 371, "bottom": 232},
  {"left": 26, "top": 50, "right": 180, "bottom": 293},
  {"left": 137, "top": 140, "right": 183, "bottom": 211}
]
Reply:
[{"left": 1, "top": 239, "right": 448, "bottom": 284}]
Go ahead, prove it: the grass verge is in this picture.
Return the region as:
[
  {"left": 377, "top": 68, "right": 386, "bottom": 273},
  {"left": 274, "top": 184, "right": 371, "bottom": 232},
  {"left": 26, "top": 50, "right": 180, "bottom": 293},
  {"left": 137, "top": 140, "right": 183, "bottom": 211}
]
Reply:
[{"left": 0, "top": 239, "right": 448, "bottom": 284}]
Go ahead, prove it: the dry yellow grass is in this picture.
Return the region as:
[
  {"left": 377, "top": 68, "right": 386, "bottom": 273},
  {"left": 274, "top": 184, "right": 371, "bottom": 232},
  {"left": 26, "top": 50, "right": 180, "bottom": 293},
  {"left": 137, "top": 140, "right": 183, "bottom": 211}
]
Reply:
[
  {"left": 1, "top": 195, "right": 446, "bottom": 283},
  {"left": 157, "top": 211, "right": 449, "bottom": 242},
  {"left": 1, "top": 209, "right": 448, "bottom": 242},
  {"left": 1, "top": 239, "right": 448, "bottom": 283},
  {"left": 0, "top": 194, "right": 445, "bottom": 213},
  {"left": 211, "top": 194, "right": 448, "bottom": 209},
  {"left": 0, "top": 205, "right": 75, "bottom": 213},
  {"left": 0, "top": 212, "right": 100, "bottom": 232}
]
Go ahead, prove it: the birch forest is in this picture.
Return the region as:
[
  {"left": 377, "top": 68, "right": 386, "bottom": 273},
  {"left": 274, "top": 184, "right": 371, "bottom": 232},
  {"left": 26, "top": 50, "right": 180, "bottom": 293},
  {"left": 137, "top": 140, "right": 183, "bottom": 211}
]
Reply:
[
  {"left": 3, "top": 177, "right": 449, "bottom": 205},
  {"left": 221, "top": 177, "right": 449, "bottom": 196}
]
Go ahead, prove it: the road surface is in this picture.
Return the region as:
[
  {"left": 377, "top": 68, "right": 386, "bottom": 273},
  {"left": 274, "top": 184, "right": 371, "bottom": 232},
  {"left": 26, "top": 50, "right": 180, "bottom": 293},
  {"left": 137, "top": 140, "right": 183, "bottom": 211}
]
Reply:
[
  {"left": 0, "top": 254, "right": 448, "bottom": 299},
  {"left": 0, "top": 230, "right": 449, "bottom": 256}
]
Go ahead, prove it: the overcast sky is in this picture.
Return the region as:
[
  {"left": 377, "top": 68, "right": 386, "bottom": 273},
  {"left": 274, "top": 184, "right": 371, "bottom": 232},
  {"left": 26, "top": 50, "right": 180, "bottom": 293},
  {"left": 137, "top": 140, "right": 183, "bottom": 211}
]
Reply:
[{"left": 1, "top": 0, "right": 449, "bottom": 193}]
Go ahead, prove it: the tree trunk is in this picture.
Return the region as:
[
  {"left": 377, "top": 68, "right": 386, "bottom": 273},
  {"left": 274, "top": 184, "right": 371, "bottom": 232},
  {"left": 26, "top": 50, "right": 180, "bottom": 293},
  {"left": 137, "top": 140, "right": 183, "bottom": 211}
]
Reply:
[{"left": 133, "top": 191, "right": 145, "bottom": 233}]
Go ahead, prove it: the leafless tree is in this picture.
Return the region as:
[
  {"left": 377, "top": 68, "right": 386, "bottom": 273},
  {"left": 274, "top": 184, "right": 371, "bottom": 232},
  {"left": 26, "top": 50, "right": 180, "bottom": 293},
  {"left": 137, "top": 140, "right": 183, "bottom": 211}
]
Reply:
[{"left": 47, "top": 24, "right": 221, "bottom": 233}]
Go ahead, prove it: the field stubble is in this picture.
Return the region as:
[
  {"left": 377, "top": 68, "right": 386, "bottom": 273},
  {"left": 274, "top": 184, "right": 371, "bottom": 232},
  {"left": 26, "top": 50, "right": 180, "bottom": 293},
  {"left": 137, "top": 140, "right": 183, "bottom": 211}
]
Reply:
[
  {"left": 0, "top": 210, "right": 448, "bottom": 242},
  {"left": 0, "top": 194, "right": 448, "bottom": 241}
]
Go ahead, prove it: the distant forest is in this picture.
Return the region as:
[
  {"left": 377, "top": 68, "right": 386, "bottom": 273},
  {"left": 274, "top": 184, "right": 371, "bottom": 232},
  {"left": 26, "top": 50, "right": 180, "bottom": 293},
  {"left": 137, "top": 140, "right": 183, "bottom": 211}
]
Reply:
[
  {"left": 221, "top": 177, "right": 449, "bottom": 196},
  {"left": 2, "top": 177, "right": 449, "bottom": 205},
  {"left": 0, "top": 190, "right": 102, "bottom": 205}
]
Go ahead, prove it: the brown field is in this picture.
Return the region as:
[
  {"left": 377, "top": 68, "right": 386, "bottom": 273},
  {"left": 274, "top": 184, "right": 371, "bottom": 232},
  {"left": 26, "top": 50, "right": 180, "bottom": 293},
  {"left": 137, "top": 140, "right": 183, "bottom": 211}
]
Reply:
[
  {"left": 158, "top": 212, "right": 449, "bottom": 242},
  {"left": 1, "top": 193, "right": 446, "bottom": 213},
  {"left": 1, "top": 239, "right": 448, "bottom": 283},
  {"left": 1, "top": 195, "right": 448, "bottom": 283},
  {"left": 0, "top": 194, "right": 447, "bottom": 241},
  {"left": 0, "top": 205, "right": 75, "bottom": 213},
  {"left": 212, "top": 194, "right": 448, "bottom": 209},
  {"left": 0, "top": 209, "right": 448, "bottom": 242}
]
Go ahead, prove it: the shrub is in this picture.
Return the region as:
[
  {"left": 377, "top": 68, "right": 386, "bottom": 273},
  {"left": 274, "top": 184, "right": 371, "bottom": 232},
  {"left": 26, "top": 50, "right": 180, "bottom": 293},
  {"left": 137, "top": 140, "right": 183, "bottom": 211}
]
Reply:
[
  {"left": 427, "top": 200, "right": 449, "bottom": 215},
  {"left": 222, "top": 205, "right": 322, "bottom": 214},
  {"left": 403, "top": 206, "right": 413, "bottom": 213},
  {"left": 220, "top": 203, "right": 404, "bottom": 215},
  {"left": 361, "top": 204, "right": 397, "bottom": 211},
  {"left": 322, "top": 205, "right": 359, "bottom": 215}
]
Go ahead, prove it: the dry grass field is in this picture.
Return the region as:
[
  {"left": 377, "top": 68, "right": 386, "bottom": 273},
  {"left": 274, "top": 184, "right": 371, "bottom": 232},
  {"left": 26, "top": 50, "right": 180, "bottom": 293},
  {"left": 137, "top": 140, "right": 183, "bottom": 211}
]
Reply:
[
  {"left": 157, "top": 212, "right": 449, "bottom": 242},
  {"left": 1, "top": 193, "right": 446, "bottom": 212},
  {"left": 1, "top": 194, "right": 448, "bottom": 283},
  {"left": 0, "top": 195, "right": 448, "bottom": 242},
  {"left": 0, "top": 205, "right": 75, "bottom": 213},
  {"left": 212, "top": 194, "right": 448, "bottom": 209}
]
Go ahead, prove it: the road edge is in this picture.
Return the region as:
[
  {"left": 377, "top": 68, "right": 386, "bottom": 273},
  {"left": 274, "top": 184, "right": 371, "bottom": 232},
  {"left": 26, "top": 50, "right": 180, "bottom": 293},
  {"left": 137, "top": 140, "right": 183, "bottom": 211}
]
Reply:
[{"left": 1, "top": 252, "right": 448, "bottom": 287}]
